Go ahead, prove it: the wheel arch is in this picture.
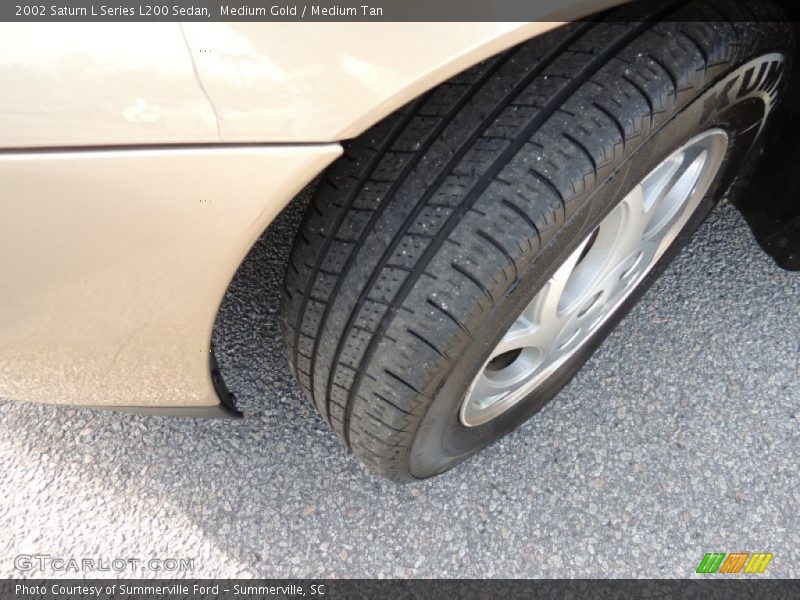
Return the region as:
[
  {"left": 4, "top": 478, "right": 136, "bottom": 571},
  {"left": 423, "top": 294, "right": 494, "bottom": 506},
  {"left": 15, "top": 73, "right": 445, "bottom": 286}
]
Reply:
[{"left": 181, "top": 1, "right": 627, "bottom": 144}]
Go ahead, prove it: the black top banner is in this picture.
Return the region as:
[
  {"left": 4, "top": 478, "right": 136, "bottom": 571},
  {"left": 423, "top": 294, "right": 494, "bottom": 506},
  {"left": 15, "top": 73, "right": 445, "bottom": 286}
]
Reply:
[
  {"left": 2, "top": 0, "right": 605, "bottom": 22},
  {"left": 5, "top": 0, "right": 799, "bottom": 22},
  {"left": 0, "top": 0, "right": 652, "bottom": 22}
]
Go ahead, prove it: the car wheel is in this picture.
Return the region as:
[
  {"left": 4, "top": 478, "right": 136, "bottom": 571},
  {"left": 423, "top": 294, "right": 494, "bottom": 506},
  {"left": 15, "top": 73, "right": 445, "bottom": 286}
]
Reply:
[{"left": 283, "top": 0, "right": 793, "bottom": 481}]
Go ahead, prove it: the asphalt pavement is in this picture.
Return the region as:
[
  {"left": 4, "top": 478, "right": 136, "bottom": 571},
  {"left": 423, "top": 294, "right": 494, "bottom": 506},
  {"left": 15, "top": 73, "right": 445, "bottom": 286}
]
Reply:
[{"left": 1, "top": 188, "right": 798, "bottom": 578}]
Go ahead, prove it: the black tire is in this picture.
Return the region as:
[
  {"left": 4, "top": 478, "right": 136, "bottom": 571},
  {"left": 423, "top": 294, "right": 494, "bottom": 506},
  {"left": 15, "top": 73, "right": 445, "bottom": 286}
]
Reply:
[{"left": 283, "top": 0, "right": 793, "bottom": 481}]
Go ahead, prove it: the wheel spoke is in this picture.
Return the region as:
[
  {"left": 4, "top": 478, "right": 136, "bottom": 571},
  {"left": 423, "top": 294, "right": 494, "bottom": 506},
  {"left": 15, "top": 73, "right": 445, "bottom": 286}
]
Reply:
[
  {"left": 644, "top": 148, "right": 709, "bottom": 242},
  {"left": 654, "top": 155, "right": 710, "bottom": 255},
  {"left": 490, "top": 315, "right": 537, "bottom": 357},
  {"left": 642, "top": 153, "right": 684, "bottom": 215},
  {"left": 509, "top": 237, "right": 590, "bottom": 355},
  {"left": 605, "top": 184, "right": 651, "bottom": 271},
  {"left": 468, "top": 374, "right": 502, "bottom": 406},
  {"left": 535, "top": 233, "right": 593, "bottom": 322}
]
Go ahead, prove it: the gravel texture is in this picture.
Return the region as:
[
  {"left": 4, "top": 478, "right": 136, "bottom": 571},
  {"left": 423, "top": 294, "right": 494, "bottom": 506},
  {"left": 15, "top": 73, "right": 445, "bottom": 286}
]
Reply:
[{"left": 1, "top": 190, "right": 798, "bottom": 578}]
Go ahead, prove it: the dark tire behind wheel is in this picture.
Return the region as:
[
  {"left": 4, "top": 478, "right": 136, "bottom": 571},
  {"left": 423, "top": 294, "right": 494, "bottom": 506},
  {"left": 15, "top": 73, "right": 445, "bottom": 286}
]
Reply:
[{"left": 283, "top": 0, "right": 793, "bottom": 481}]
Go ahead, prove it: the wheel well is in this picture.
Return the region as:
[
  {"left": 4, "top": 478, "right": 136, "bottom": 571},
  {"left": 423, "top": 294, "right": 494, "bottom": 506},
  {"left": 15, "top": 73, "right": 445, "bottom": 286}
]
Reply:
[{"left": 730, "top": 19, "right": 800, "bottom": 271}]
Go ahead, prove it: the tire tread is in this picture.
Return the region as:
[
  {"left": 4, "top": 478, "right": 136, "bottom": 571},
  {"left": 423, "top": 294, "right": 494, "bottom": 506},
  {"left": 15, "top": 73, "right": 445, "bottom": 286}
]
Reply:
[{"left": 282, "top": 2, "right": 790, "bottom": 479}]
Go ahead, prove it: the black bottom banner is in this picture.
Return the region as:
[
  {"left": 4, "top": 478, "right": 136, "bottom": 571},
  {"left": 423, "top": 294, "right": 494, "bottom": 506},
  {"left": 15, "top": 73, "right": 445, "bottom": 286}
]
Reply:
[{"left": 3, "top": 579, "right": 800, "bottom": 600}]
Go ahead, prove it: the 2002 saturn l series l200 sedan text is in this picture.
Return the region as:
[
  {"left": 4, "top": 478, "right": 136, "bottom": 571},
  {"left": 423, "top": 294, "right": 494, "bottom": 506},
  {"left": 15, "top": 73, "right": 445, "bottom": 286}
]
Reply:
[
  {"left": 29, "top": 5, "right": 214, "bottom": 17},
  {"left": 1, "top": 0, "right": 798, "bottom": 482}
]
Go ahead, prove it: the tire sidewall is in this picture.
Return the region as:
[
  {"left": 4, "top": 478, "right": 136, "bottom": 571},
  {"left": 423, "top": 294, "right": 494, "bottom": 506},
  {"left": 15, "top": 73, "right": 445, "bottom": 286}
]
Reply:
[{"left": 409, "top": 51, "right": 790, "bottom": 479}]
